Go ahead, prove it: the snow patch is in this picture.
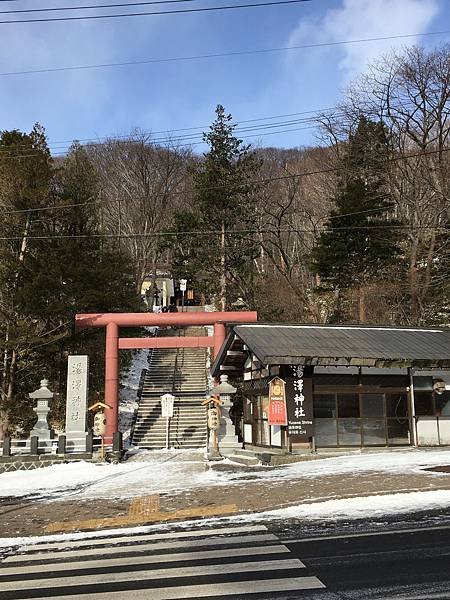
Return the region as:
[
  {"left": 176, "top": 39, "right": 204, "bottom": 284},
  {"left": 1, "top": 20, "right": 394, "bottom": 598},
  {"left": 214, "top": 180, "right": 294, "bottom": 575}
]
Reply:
[{"left": 1, "top": 449, "right": 449, "bottom": 501}]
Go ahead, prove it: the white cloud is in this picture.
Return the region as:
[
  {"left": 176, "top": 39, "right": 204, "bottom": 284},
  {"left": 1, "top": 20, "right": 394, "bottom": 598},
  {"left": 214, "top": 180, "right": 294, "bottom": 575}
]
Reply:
[{"left": 287, "top": 0, "right": 441, "bottom": 82}]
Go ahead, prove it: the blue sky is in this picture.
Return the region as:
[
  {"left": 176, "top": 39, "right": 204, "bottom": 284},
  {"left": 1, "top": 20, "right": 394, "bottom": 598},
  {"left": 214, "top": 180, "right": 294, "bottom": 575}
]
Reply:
[{"left": 1, "top": 0, "right": 449, "bottom": 154}]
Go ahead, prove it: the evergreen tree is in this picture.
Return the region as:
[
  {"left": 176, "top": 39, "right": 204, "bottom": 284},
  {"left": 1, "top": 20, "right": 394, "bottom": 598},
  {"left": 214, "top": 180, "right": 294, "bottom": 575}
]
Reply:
[
  {"left": 17, "top": 143, "right": 140, "bottom": 429},
  {"left": 0, "top": 125, "right": 52, "bottom": 437},
  {"left": 172, "top": 105, "right": 261, "bottom": 309},
  {"left": 312, "top": 117, "right": 401, "bottom": 322},
  {"left": 0, "top": 135, "right": 140, "bottom": 437}
]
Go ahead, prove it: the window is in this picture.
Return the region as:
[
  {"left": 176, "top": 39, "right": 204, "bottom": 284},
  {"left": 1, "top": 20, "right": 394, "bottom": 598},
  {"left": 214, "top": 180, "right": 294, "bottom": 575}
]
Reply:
[
  {"left": 361, "top": 394, "right": 385, "bottom": 417},
  {"left": 314, "top": 394, "right": 336, "bottom": 418},
  {"left": 314, "top": 419, "right": 337, "bottom": 446},
  {"left": 386, "top": 393, "right": 408, "bottom": 418},
  {"left": 437, "top": 391, "right": 450, "bottom": 416},
  {"left": 338, "top": 419, "right": 361, "bottom": 445},
  {"left": 337, "top": 394, "right": 360, "bottom": 418},
  {"left": 414, "top": 391, "right": 434, "bottom": 416},
  {"left": 362, "top": 419, "right": 386, "bottom": 445}
]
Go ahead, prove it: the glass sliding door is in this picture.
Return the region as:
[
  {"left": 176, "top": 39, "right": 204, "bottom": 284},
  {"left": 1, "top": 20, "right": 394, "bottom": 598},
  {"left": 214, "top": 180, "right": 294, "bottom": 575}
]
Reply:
[
  {"left": 337, "top": 393, "right": 361, "bottom": 445},
  {"left": 313, "top": 394, "right": 337, "bottom": 446},
  {"left": 361, "top": 393, "right": 386, "bottom": 445},
  {"left": 313, "top": 389, "right": 411, "bottom": 448}
]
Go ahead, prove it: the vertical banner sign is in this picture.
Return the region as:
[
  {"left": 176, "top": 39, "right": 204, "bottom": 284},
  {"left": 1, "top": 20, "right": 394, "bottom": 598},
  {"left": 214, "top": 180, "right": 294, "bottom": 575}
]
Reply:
[
  {"left": 283, "top": 365, "right": 314, "bottom": 442},
  {"left": 268, "top": 377, "right": 288, "bottom": 426}
]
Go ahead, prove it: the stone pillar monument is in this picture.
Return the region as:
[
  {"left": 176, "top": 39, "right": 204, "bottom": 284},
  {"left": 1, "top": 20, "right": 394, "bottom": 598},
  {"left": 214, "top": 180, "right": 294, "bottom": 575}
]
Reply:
[
  {"left": 29, "top": 379, "right": 54, "bottom": 448},
  {"left": 65, "top": 355, "right": 89, "bottom": 452}
]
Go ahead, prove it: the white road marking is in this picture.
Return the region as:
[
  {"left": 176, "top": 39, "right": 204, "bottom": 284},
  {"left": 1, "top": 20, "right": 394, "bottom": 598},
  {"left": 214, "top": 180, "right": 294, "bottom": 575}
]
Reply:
[
  {"left": 19, "top": 525, "right": 268, "bottom": 552},
  {"left": 0, "top": 558, "right": 305, "bottom": 591},
  {"left": 4, "top": 533, "right": 277, "bottom": 563},
  {"left": 47, "top": 576, "right": 326, "bottom": 599},
  {"left": 0, "top": 544, "right": 290, "bottom": 576}
]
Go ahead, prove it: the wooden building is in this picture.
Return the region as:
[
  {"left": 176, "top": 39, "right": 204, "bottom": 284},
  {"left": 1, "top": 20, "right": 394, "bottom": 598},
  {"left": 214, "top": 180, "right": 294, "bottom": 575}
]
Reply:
[{"left": 211, "top": 324, "right": 450, "bottom": 451}]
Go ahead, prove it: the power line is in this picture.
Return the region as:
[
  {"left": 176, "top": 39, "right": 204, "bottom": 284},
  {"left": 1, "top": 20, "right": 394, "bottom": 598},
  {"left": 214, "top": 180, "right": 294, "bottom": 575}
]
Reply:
[
  {"left": 2, "top": 29, "right": 449, "bottom": 76},
  {"left": 0, "top": 0, "right": 312, "bottom": 24},
  {"left": 0, "top": 0, "right": 199, "bottom": 14},
  {"left": 0, "top": 117, "right": 325, "bottom": 156},
  {"left": 0, "top": 107, "right": 340, "bottom": 155},
  {"left": 1, "top": 146, "right": 449, "bottom": 216},
  {"left": 0, "top": 224, "right": 446, "bottom": 242},
  {"left": 0, "top": 124, "right": 316, "bottom": 160}
]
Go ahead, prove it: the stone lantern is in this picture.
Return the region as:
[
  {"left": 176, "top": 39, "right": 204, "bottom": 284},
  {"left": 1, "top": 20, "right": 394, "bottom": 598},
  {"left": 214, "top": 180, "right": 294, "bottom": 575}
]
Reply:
[
  {"left": 208, "top": 374, "right": 242, "bottom": 457},
  {"left": 29, "top": 379, "right": 53, "bottom": 444}
]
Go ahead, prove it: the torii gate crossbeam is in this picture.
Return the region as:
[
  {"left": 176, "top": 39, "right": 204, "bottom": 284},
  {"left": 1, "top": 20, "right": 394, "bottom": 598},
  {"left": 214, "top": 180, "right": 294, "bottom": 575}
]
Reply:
[{"left": 75, "top": 311, "right": 257, "bottom": 443}]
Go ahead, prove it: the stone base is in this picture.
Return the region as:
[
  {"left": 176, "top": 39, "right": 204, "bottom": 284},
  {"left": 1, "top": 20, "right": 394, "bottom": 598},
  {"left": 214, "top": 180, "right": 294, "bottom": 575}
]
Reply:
[
  {"left": 65, "top": 433, "right": 89, "bottom": 453},
  {"left": 207, "top": 449, "right": 224, "bottom": 461},
  {"left": 217, "top": 435, "right": 243, "bottom": 457}
]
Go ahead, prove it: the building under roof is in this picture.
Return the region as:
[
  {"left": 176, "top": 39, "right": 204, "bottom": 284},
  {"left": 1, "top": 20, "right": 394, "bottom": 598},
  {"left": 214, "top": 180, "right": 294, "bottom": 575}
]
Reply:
[
  {"left": 211, "top": 323, "right": 450, "bottom": 451},
  {"left": 212, "top": 324, "right": 450, "bottom": 375}
]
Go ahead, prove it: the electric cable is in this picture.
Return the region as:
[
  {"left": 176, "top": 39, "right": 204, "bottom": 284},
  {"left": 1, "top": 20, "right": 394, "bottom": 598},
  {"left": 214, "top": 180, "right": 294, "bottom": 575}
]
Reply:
[
  {"left": 0, "top": 107, "right": 338, "bottom": 154},
  {"left": 0, "top": 223, "right": 446, "bottom": 242},
  {"left": 1, "top": 146, "right": 449, "bottom": 216},
  {"left": 0, "top": 0, "right": 312, "bottom": 24},
  {"left": 1, "top": 30, "right": 449, "bottom": 76},
  {"left": 0, "top": 118, "right": 327, "bottom": 156},
  {"left": 0, "top": 0, "right": 199, "bottom": 14}
]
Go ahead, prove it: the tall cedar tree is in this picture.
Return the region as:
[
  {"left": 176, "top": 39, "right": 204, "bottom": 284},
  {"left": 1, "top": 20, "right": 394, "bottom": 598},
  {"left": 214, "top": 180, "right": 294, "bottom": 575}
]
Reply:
[
  {"left": 0, "top": 135, "right": 140, "bottom": 436},
  {"left": 312, "top": 117, "right": 401, "bottom": 322},
  {"left": 0, "top": 125, "right": 52, "bottom": 437},
  {"left": 172, "top": 105, "right": 261, "bottom": 309}
]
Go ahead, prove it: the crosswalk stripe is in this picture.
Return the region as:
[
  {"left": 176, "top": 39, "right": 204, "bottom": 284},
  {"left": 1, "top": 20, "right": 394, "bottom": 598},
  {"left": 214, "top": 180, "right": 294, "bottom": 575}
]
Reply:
[
  {"left": 0, "top": 544, "right": 290, "bottom": 577},
  {"left": 4, "top": 533, "right": 277, "bottom": 564},
  {"left": 18, "top": 525, "right": 268, "bottom": 552},
  {"left": 1, "top": 524, "right": 327, "bottom": 600},
  {"left": 45, "top": 577, "right": 326, "bottom": 599},
  {"left": 0, "top": 558, "right": 305, "bottom": 591}
]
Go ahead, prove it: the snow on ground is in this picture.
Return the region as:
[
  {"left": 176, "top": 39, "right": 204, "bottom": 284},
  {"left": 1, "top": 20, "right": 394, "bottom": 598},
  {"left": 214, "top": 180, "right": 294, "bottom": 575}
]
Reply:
[
  {"left": 119, "top": 347, "right": 149, "bottom": 448},
  {"left": 258, "top": 489, "right": 450, "bottom": 522},
  {"left": 1, "top": 488, "right": 450, "bottom": 550},
  {"left": 1, "top": 448, "right": 450, "bottom": 501},
  {"left": 0, "top": 450, "right": 212, "bottom": 500},
  {"left": 207, "top": 448, "right": 450, "bottom": 483}
]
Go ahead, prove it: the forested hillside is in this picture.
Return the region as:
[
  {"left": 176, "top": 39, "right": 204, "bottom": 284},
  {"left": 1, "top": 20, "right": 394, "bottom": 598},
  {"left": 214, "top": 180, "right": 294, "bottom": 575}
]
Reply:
[{"left": 1, "top": 44, "right": 449, "bottom": 436}]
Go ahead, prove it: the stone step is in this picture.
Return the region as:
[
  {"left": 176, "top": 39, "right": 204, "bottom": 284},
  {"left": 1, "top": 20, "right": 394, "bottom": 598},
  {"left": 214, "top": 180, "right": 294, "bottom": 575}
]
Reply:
[
  {"left": 131, "top": 336, "right": 209, "bottom": 449},
  {"left": 133, "top": 434, "right": 207, "bottom": 441},
  {"left": 228, "top": 450, "right": 261, "bottom": 466},
  {"left": 134, "top": 434, "right": 207, "bottom": 440},
  {"left": 135, "top": 418, "right": 206, "bottom": 425}
]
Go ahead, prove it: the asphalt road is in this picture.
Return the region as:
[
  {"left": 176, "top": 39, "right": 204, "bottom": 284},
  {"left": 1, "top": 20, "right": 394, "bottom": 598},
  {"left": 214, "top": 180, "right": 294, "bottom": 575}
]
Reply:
[
  {"left": 280, "top": 521, "right": 450, "bottom": 599},
  {"left": 1, "top": 513, "right": 450, "bottom": 599}
]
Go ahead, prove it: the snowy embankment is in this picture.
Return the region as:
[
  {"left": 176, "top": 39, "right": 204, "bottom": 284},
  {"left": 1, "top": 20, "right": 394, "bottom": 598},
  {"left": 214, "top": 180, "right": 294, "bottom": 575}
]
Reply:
[
  {"left": 119, "top": 347, "right": 149, "bottom": 449},
  {"left": 1, "top": 448, "right": 449, "bottom": 501},
  {"left": 1, "top": 449, "right": 450, "bottom": 548}
]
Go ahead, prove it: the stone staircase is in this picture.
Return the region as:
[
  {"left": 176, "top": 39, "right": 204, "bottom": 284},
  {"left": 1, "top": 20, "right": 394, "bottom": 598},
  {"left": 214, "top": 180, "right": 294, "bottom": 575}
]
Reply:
[{"left": 131, "top": 327, "right": 208, "bottom": 449}]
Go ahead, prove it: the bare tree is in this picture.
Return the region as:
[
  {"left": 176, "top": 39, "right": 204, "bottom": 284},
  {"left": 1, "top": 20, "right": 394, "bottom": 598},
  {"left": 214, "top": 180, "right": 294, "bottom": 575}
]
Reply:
[
  {"left": 255, "top": 147, "right": 335, "bottom": 322},
  {"left": 320, "top": 45, "right": 450, "bottom": 324},
  {"left": 88, "top": 133, "right": 191, "bottom": 297}
]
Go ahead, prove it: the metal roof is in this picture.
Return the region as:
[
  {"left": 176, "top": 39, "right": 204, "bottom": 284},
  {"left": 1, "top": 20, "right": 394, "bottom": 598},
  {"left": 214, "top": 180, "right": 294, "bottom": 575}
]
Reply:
[{"left": 212, "top": 324, "right": 450, "bottom": 375}]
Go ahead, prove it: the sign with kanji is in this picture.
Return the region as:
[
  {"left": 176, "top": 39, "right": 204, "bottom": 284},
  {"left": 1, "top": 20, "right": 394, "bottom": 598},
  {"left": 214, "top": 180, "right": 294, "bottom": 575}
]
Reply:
[
  {"left": 207, "top": 407, "right": 220, "bottom": 430},
  {"left": 65, "top": 355, "right": 89, "bottom": 435},
  {"left": 282, "top": 365, "right": 314, "bottom": 442},
  {"left": 161, "top": 394, "right": 175, "bottom": 418},
  {"left": 268, "top": 377, "right": 287, "bottom": 426}
]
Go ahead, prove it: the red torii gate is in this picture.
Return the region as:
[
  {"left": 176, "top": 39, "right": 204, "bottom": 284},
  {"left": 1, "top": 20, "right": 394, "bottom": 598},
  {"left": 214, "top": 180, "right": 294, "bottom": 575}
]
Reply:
[{"left": 75, "top": 311, "right": 257, "bottom": 442}]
